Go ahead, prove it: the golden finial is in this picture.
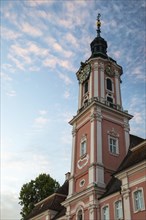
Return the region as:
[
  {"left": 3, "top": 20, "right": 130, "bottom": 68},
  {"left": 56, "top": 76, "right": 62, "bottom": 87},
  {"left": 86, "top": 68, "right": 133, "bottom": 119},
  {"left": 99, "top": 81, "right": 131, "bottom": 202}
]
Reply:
[{"left": 97, "top": 13, "right": 101, "bottom": 37}]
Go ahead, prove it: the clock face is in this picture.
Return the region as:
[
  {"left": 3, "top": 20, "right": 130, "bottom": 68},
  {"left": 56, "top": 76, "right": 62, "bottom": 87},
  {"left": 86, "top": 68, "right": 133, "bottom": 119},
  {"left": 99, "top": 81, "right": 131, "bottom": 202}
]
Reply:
[
  {"left": 83, "top": 64, "right": 91, "bottom": 77},
  {"left": 79, "top": 63, "right": 91, "bottom": 83}
]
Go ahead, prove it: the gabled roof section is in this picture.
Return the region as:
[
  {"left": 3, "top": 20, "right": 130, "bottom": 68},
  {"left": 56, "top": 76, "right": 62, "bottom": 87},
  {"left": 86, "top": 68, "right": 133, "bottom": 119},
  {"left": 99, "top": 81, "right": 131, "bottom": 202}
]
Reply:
[
  {"left": 52, "top": 207, "right": 66, "bottom": 220},
  {"left": 99, "top": 177, "right": 121, "bottom": 199},
  {"left": 129, "top": 134, "right": 144, "bottom": 149},
  {"left": 56, "top": 179, "right": 68, "bottom": 195},
  {"left": 116, "top": 139, "right": 146, "bottom": 174},
  {"left": 26, "top": 180, "right": 68, "bottom": 220}
]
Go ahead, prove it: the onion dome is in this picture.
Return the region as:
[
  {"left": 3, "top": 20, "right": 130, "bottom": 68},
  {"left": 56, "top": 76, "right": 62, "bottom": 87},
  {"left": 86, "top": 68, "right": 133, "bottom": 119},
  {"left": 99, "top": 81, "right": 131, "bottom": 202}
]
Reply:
[{"left": 90, "top": 14, "right": 108, "bottom": 59}]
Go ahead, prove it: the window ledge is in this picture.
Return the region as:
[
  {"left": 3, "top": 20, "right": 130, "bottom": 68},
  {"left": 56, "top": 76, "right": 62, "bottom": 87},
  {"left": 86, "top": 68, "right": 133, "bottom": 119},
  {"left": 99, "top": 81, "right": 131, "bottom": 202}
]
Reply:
[
  {"left": 134, "top": 208, "right": 145, "bottom": 213},
  {"left": 80, "top": 153, "right": 87, "bottom": 159},
  {"left": 109, "top": 152, "right": 119, "bottom": 157}
]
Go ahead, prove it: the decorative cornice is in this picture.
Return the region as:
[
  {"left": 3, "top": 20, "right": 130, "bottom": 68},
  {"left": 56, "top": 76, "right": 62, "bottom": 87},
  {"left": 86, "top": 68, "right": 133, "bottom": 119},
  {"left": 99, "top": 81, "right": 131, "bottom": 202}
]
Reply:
[
  {"left": 72, "top": 128, "right": 77, "bottom": 137},
  {"left": 99, "top": 62, "right": 104, "bottom": 71},
  {"left": 94, "top": 62, "right": 98, "bottom": 71},
  {"left": 107, "top": 128, "right": 119, "bottom": 137},
  {"left": 114, "top": 70, "right": 120, "bottom": 78},
  {"left": 121, "top": 187, "right": 130, "bottom": 199},
  {"left": 124, "top": 121, "right": 130, "bottom": 132},
  {"left": 90, "top": 112, "right": 102, "bottom": 122}
]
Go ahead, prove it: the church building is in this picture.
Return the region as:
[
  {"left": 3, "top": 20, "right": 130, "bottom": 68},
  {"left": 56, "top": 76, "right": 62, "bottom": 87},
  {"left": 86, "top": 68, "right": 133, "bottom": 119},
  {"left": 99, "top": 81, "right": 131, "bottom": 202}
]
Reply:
[{"left": 26, "top": 15, "right": 146, "bottom": 220}]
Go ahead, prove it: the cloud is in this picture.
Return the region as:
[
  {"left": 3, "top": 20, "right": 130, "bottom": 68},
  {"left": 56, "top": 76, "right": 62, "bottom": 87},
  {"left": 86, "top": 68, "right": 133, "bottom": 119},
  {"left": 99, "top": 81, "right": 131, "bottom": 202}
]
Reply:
[
  {"left": 1, "top": 26, "right": 21, "bottom": 40},
  {"left": 133, "top": 112, "right": 143, "bottom": 124},
  {"left": 11, "top": 44, "right": 32, "bottom": 64},
  {"left": 21, "top": 22, "right": 43, "bottom": 37},
  {"left": 62, "top": 111, "right": 74, "bottom": 123},
  {"left": 64, "top": 90, "right": 70, "bottom": 99},
  {"left": 25, "top": 0, "right": 52, "bottom": 7},
  {"left": 1, "top": 72, "right": 12, "bottom": 81},
  {"left": 112, "top": 50, "right": 121, "bottom": 59},
  {"left": 131, "top": 66, "right": 146, "bottom": 81},
  {"left": 8, "top": 54, "right": 25, "bottom": 70},
  {"left": 64, "top": 33, "right": 79, "bottom": 48},
  {"left": 43, "top": 55, "right": 58, "bottom": 69},
  {"left": 1, "top": 191, "right": 21, "bottom": 220},
  {"left": 45, "top": 36, "right": 73, "bottom": 58},
  {"left": 1, "top": 148, "right": 52, "bottom": 177},
  {"left": 8, "top": 42, "right": 49, "bottom": 70},
  {"left": 2, "top": 4, "right": 18, "bottom": 27},
  {"left": 27, "top": 42, "right": 49, "bottom": 57},
  {"left": 39, "top": 110, "right": 48, "bottom": 115},
  {"left": 35, "top": 116, "right": 49, "bottom": 126},
  {"left": 60, "top": 130, "right": 72, "bottom": 145},
  {"left": 2, "top": 63, "right": 16, "bottom": 73},
  {"left": 43, "top": 55, "right": 75, "bottom": 71},
  {"left": 128, "top": 95, "right": 145, "bottom": 138},
  {"left": 6, "top": 90, "right": 16, "bottom": 97},
  {"left": 58, "top": 73, "right": 72, "bottom": 85},
  {"left": 33, "top": 110, "right": 49, "bottom": 129},
  {"left": 29, "top": 66, "right": 40, "bottom": 72}
]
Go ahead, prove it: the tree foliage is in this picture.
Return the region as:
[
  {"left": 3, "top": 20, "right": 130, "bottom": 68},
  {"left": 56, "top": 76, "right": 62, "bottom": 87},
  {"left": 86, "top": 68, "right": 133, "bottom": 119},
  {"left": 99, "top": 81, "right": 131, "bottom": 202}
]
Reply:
[{"left": 19, "top": 173, "right": 60, "bottom": 219}]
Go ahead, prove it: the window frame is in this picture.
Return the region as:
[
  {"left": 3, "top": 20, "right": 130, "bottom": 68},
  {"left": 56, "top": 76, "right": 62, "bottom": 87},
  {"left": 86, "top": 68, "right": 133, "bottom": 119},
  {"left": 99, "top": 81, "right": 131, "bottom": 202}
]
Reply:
[
  {"left": 84, "top": 80, "right": 88, "bottom": 94},
  {"left": 114, "top": 200, "right": 123, "bottom": 220},
  {"left": 83, "top": 79, "right": 89, "bottom": 95},
  {"left": 106, "top": 77, "right": 113, "bottom": 92},
  {"left": 132, "top": 188, "right": 145, "bottom": 213},
  {"left": 80, "top": 135, "right": 87, "bottom": 158},
  {"left": 102, "top": 204, "right": 109, "bottom": 220},
  {"left": 76, "top": 206, "right": 84, "bottom": 220},
  {"left": 108, "top": 136, "right": 119, "bottom": 155},
  {"left": 81, "top": 141, "right": 86, "bottom": 157}
]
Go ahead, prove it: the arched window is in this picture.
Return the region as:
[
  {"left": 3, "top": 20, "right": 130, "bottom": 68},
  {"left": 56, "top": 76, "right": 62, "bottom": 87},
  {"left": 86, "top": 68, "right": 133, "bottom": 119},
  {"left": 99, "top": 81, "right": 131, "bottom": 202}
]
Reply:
[
  {"left": 106, "top": 78, "right": 112, "bottom": 91},
  {"left": 77, "top": 209, "right": 83, "bottom": 220},
  {"left": 84, "top": 81, "right": 88, "bottom": 94}
]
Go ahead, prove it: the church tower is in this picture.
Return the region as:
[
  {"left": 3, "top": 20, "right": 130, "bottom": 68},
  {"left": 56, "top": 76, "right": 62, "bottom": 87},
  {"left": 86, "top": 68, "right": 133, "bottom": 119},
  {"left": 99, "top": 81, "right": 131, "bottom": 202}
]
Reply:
[{"left": 63, "top": 14, "right": 133, "bottom": 220}]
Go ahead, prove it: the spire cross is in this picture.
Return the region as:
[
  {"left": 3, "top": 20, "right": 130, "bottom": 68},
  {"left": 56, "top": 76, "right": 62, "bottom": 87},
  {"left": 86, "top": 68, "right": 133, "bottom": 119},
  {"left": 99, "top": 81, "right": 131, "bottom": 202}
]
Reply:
[{"left": 96, "top": 13, "right": 101, "bottom": 37}]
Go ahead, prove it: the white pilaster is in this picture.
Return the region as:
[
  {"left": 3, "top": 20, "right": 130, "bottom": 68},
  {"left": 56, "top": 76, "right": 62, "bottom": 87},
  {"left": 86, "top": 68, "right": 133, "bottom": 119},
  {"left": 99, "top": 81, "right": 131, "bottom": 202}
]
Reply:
[
  {"left": 96, "top": 108, "right": 105, "bottom": 186},
  {"left": 89, "top": 166, "right": 94, "bottom": 185},
  {"left": 88, "top": 195, "right": 96, "bottom": 220},
  {"left": 89, "top": 69, "right": 92, "bottom": 99},
  {"left": 68, "top": 123, "right": 76, "bottom": 197},
  {"left": 71, "top": 123, "right": 76, "bottom": 175},
  {"left": 96, "top": 108, "right": 102, "bottom": 164},
  {"left": 115, "top": 71, "right": 121, "bottom": 106},
  {"left": 94, "top": 62, "right": 99, "bottom": 98},
  {"left": 68, "top": 178, "right": 74, "bottom": 197},
  {"left": 90, "top": 109, "right": 95, "bottom": 164},
  {"left": 121, "top": 176, "right": 131, "bottom": 220},
  {"left": 124, "top": 118, "right": 130, "bottom": 153},
  {"left": 96, "top": 164, "right": 105, "bottom": 187},
  {"left": 100, "top": 63, "right": 105, "bottom": 100},
  {"left": 78, "top": 83, "right": 82, "bottom": 109},
  {"left": 89, "top": 108, "right": 95, "bottom": 184}
]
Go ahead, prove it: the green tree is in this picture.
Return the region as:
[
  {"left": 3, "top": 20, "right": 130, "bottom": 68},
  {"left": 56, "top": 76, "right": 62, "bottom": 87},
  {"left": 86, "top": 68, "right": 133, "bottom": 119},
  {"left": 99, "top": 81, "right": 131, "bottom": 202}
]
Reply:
[{"left": 19, "top": 173, "right": 60, "bottom": 219}]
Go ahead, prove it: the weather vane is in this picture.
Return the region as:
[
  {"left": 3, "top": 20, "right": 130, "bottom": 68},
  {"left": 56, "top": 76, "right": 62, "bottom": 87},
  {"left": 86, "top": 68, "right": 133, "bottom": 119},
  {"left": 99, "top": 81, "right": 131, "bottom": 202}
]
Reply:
[{"left": 96, "top": 13, "right": 101, "bottom": 37}]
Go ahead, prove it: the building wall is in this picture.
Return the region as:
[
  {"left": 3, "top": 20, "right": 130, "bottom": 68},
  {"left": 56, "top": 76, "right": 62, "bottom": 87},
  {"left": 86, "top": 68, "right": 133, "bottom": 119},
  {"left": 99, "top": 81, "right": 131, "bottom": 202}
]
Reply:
[{"left": 102, "top": 113, "right": 126, "bottom": 184}]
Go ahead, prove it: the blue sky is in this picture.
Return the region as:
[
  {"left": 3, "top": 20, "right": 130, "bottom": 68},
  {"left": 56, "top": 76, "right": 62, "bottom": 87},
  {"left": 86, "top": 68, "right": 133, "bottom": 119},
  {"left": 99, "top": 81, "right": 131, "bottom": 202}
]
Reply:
[{"left": 1, "top": 0, "right": 146, "bottom": 219}]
